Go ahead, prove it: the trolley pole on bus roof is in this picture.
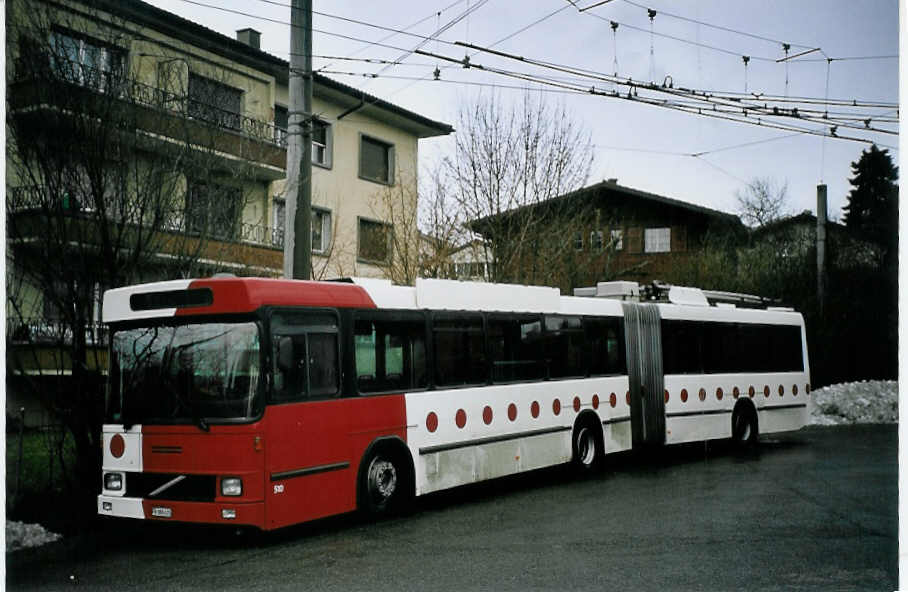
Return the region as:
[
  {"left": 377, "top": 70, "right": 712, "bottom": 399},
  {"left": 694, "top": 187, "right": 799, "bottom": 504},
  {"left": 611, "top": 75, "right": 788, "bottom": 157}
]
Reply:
[{"left": 284, "top": 0, "right": 312, "bottom": 280}]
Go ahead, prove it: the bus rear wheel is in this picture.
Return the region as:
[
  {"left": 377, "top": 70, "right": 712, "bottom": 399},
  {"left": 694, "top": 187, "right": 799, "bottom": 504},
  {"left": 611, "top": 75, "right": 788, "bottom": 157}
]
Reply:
[
  {"left": 731, "top": 405, "right": 758, "bottom": 449},
  {"left": 572, "top": 423, "right": 604, "bottom": 472}
]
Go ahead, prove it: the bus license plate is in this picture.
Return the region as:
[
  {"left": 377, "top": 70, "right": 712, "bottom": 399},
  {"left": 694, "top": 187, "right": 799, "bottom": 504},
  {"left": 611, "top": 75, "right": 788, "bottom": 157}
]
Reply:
[{"left": 151, "top": 507, "right": 172, "bottom": 518}]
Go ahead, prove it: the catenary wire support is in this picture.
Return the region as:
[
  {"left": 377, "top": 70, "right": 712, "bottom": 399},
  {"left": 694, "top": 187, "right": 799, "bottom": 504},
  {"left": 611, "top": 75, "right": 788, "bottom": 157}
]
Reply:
[
  {"left": 611, "top": 20, "right": 620, "bottom": 90},
  {"left": 648, "top": 9, "right": 657, "bottom": 83},
  {"left": 782, "top": 43, "right": 791, "bottom": 96},
  {"left": 742, "top": 55, "right": 750, "bottom": 93}
]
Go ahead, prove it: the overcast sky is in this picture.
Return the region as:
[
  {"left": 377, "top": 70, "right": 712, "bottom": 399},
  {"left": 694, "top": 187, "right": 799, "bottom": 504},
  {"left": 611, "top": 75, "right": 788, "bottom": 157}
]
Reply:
[{"left": 145, "top": 0, "right": 898, "bottom": 221}]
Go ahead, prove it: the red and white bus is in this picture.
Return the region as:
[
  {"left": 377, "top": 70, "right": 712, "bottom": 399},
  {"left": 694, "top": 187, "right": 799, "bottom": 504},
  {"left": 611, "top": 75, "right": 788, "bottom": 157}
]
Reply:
[{"left": 98, "top": 276, "right": 810, "bottom": 530}]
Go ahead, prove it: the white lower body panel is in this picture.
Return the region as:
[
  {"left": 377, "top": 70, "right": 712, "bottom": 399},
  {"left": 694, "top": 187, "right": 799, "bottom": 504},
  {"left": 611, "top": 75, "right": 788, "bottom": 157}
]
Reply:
[{"left": 97, "top": 495, "right": 145, "bottom": 519}]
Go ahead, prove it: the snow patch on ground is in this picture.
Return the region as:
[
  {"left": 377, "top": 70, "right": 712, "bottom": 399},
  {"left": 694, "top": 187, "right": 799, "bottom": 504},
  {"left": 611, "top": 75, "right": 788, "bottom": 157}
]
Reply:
[
  {"left": 808, "top": 380, "right": 898, "bottom": 425},
  {"left": 6, "top": 520, "right": 61, "bottom": 552}
]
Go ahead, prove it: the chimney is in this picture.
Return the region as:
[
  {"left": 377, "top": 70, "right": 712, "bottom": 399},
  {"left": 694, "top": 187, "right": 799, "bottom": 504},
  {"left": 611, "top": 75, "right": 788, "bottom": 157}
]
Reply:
[
  {"left": 607, "top": 178, "right": 618, "bottom": 184},
  {"left": 236, "top": 28, "right": 261, "bottom": 50}
]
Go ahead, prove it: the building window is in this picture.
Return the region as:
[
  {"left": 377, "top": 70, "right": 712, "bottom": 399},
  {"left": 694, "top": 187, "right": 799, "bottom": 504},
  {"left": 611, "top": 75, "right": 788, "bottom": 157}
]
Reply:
[
  {"left": 273, "top": 105, "right": 288, "bottom": 145},
  {"left": 359, "top": 135, "right": 395, "bottom": 185},
  {"left": 272, "top": 197, "right": 285, "bottom": 248},
  {"left": 312, "top": 208, "right": 332, "bottom": 253},
  {"left": 312, "top": 120, "right": 332, "bottom": 167},
  {"left": 358, "top": 218, "right": 391, "bottom": 263},
  {"left": 590, "top": 230, "right": 604, "bottom": 251},
  {"left": 188, "top": 74, "right": 242, "bottom": 131},
  {"left": 573, "top": 232, "right": 583, "bottom": 251},
  {"left": 187, "top": 182, "right": 241, "bottom": 240},
  {"left": 610, "top": 229, "right": 624, "bottom": 250},
  {"left": 272, "top": 108, "right": 331, "bottom": 165},
  {"left": 272, "top": 199, "right": 331, "bottom": 252},
  {"left": 644, "top": 227, "right": 671, "bottom": 253},
  {"left": 50, "top": 30, "right": 124, "bottom": 92}
]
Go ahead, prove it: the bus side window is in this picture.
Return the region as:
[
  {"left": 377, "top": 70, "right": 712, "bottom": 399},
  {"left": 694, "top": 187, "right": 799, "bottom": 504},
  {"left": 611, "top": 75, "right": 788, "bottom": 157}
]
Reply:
[
  {"left": 433, "top": 314, "right": 486, "bottom": 388},
  {"left": 587, "top": 317, "right": 625, "bottom": 376},
  {"left": 355, "top": 313, "right": 427, "bottom": 394},
  {"left": 487, "top": 315, "right": 544, "bottom": 383},
  {"left": 270, "top": 312, "right": 339, "bottom": 402}
]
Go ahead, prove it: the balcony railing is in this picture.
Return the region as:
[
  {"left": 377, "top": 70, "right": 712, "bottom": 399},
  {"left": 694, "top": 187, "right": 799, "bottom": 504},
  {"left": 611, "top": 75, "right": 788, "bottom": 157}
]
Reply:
[
  {"left": 15, "top": 57, "right": 287, "bottom": 148},
  {"left": 9, "top": 186, "right": 285, "bottom": 250},
  {"left": 8, "top": 317, "right": 108, "bottom": 346},
  {"left": 240, "top": 222, "right": 284, "bottom": 249}
]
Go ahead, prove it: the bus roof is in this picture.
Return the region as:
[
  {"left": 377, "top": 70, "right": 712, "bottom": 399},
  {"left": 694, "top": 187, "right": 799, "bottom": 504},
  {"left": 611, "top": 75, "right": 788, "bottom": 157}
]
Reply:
[{"left": 102, "top": 277, "right": 376, "bottom": 323}]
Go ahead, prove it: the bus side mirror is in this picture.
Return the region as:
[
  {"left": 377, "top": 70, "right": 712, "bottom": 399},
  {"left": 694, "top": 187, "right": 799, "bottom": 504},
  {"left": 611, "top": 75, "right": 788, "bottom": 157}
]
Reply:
[{"left": 277, "top": 336, "right": 294, "bottom": 372}]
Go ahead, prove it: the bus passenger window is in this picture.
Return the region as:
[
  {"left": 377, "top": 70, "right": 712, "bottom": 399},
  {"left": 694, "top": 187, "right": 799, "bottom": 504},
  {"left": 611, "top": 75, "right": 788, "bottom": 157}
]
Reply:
[
  {"left": 487, "top": 315, "right": 544, "bottom": 383},
  {"left": 587, "top": 317, "right": 626, "bottom": 375},
  {"left": 433, "top": 314, "right": 486, "bottom": 387},
  {"left": 355, "top": 314, "right": 427, "bottom": 393}
]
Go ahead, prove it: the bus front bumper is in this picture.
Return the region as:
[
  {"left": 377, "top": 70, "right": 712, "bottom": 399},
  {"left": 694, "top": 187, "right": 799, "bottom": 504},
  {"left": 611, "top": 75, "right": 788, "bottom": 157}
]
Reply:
[{"left": 97, "top": 495, "right": 265, "bottom": 529}]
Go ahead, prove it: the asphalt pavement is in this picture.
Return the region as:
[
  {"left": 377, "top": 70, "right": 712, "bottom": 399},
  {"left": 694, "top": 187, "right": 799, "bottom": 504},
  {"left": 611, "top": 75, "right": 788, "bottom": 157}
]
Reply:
[{"left": 6, "top": 424, "right": 897, "bottom": 591}]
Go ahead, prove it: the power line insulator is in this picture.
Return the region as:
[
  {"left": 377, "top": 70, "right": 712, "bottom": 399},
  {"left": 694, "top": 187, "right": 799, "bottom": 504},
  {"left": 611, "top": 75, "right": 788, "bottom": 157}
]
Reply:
[
  {"left": 610, "top": 20, "right": 618, "bottom": 31},
  {"left": 433, "top": 67, "right": 441, "bottom": 80},
  {"left": 648, "top": 9, "right": 657, "bottom": 20}
]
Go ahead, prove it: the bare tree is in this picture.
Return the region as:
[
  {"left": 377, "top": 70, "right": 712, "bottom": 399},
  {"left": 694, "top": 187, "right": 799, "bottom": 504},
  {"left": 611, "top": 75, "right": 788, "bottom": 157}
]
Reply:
[
  {"left": 6, "top": 0, "right": 274, "bottom": 503},
  {"left": 440, "top": 91, "right": 594, "bottom": 286},
  {"left": 736, "top": 177, "right": 790, "bottom": 227},
  {"left": 366, "top": 170, "right": 423, "bottom": 285}
]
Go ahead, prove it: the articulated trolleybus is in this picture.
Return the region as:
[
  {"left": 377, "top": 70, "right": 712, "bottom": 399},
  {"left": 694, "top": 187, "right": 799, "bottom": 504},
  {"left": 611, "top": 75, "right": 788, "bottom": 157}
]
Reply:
[{"left": 98, "top": 276, "right": 809, "bottom": 530}]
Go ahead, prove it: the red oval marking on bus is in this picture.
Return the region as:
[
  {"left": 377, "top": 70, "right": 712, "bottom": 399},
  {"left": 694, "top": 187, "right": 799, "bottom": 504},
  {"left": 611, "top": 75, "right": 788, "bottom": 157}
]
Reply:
[
  {"left": 680, "top": 389, "right": 688, "bottom": 403},
  {"left": 748, "top": 386, "right": 755, "bottom": 398},
  {"left": 552, "top": 399, "right": 561, "bottom": 415},
  {"left": 716, "top": 387, "right": 723, "bottom": 401},
  {"left": 764, "top": 385, "right": 770, "bottom": 398},
  {"left": 531, "top": 401, "right": 540, "bottom": 418},
  {"left": 626, "top": 391, "right": 630, "bottom": 406},
  {"left": 110, "top": 434, "right": 125, "bottom": 459},
  {"left": 792, "top": 384, "right": 799, "bottom": 396},
  {"left": 592, "top": 394, "right": 600, "bottom": 409},
  {"left": 573, "top": 397, "right": 581, "bottom": 412},
  {"left": 455, "top": 409, "right": 467, "bottom": 429},
  {"left": 806, "top": 383, "right": 811, "bottom": 394},
  {"left": 664, "top": 389, "right": 670, "bottom": 403},
  {"left": 426, "top": 412, "right": 438, "bottom": 433},
  {"left": 699, "top": 388, "right": 707, "bottom": 402},
  {"left": 508, "top": 403, "right": 518, "bottom": 421},
  {"left": 733, "top": 387, "right": 740, "bottom": 399},
  {"left": 483, "top": 406, "right": 493, "bottom": 425},
  {"left": 609, "top": 393, "right": 617, "bottom": 408},
  {"left": 778, "top": 385, "right": 785, "bottom": 396}
]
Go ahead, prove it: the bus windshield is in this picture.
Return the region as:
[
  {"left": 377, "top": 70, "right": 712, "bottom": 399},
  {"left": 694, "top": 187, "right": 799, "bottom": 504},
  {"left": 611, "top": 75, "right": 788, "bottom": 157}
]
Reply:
[{"left": 108, "top": 321, "right": 263, "bottom": 427}]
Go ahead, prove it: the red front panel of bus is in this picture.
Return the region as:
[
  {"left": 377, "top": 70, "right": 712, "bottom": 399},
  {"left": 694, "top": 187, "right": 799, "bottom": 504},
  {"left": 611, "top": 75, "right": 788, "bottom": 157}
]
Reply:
[
  {"left": 263, "top": 394, "right": 407, "bottom": 530},
  {"left": 140, "top": 424, "right": 266, "bottom": 528}
]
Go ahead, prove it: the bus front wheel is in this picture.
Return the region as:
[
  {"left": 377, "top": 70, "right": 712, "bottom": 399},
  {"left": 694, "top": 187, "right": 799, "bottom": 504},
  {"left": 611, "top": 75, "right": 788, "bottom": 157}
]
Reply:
[{"left": 359, "top": 447, "right": 410, "bottom": 517}]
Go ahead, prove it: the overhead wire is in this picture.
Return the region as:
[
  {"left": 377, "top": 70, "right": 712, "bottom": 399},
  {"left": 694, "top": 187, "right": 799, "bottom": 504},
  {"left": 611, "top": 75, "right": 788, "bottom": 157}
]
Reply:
[{"left": 407, "top": 45, "right": 894, "bottom": 143}]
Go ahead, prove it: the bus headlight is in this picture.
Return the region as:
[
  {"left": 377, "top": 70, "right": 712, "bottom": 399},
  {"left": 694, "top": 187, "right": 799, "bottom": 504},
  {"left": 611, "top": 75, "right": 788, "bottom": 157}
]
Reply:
[
  {"left": 104, "top": 472, "right": 124, "bottom": 491},
  {"left": 221, "top": 477, "right": 242, "bottom": 496}
]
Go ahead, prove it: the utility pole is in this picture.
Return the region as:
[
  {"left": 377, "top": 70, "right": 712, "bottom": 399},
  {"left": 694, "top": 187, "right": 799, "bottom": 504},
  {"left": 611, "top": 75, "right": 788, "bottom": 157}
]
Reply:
[
  {"left": 284, "top": 0, "right": 312, "bottom": 279},
  {"left": 816, "top": 184, "right": 827, "bottom": 317}
]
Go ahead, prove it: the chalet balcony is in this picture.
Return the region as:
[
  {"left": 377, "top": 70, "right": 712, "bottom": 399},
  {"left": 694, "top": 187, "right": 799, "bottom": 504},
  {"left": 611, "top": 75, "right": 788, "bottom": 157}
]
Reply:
[{"left": 8, "top": 59, "right": 287, "bottom": 180}]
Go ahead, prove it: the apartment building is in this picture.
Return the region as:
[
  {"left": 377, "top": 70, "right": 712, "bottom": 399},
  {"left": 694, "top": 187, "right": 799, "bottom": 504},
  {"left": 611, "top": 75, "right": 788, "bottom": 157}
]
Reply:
[{"left": 5, "top": 0, "right": 451, "bottom": 423}]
